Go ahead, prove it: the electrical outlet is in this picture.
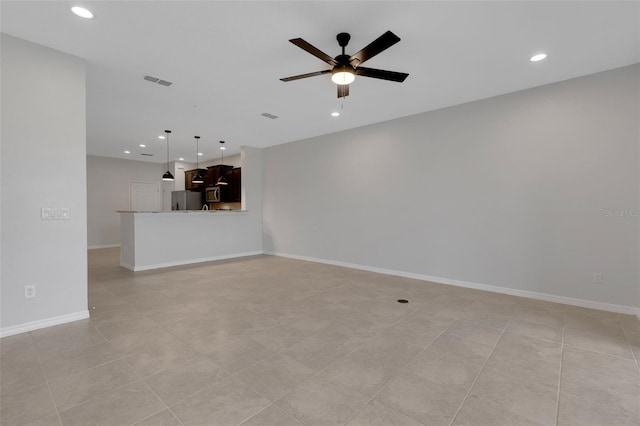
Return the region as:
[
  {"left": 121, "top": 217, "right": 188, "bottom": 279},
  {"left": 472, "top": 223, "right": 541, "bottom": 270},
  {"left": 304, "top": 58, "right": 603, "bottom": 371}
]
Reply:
[
  {"left": 592, "top": 273, "right": 603, "bottom": 284},
  {"left": 24, "top": 285, "right": 36, "bottom": 298}
]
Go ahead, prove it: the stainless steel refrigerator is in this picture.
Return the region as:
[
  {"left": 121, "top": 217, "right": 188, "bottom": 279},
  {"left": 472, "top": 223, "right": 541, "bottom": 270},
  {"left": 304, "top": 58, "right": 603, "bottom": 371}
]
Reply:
[{"left": 171, "top": 191, "right": 202, "bottom": 210}]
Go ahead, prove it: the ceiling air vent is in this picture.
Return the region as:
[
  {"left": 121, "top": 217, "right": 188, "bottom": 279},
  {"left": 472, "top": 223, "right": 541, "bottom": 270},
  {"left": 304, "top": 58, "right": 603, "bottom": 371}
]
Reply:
[
  {"left": 143, "top": 75, "right": 173, "bottom": 87},
  {"left": 141, "top": 153, "right": 154, "bottom": 156},
  {"left": 261, "top": 112, "right": 279, "bottom": 119}
]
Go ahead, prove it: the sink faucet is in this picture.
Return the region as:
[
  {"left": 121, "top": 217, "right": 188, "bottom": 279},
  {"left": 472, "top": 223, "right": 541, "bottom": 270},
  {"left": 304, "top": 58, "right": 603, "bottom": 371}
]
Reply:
[{"left": 202, "top": 204, "right": 209, "bottom": 210}]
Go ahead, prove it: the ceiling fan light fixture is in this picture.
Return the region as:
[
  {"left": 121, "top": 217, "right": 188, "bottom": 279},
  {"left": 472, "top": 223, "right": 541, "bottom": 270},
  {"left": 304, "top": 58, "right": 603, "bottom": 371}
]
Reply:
[
  {"left": 281, "top": 31, "right": 407, "bottom": 98},
  {"left": 331, "top": 66, "right": 355, "bottom": 85}
]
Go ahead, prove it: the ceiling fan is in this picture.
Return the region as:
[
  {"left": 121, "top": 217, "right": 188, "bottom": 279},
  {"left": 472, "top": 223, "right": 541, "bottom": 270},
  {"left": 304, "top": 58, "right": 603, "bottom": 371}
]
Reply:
[{"left": 280, "top": 31, "right": 409, "bottom": 98}]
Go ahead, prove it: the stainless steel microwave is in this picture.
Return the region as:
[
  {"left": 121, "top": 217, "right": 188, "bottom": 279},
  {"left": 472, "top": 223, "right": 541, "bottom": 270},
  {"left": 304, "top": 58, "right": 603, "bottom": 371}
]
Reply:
[{"left": 205, "top": 186, "right": 220, "bottom": 203}]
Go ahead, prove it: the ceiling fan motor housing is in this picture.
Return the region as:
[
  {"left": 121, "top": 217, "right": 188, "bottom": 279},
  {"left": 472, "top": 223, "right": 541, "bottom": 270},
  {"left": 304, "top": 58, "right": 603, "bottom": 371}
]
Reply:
[
  {"left": 333, "top": 63, "right": 354, "bottom": 74},
  {"left": 336, "top": 32, "right": 351, "bottom": 48}
]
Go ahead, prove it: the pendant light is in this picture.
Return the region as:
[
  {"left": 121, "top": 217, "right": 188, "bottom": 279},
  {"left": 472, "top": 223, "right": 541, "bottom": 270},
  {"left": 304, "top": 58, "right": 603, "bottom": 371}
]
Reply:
[
  {"left": 192, "top": 136, "right": 204, "bottom": 184},
  {"left": 162, "top": 130, "right": 174, "bottom": 181},
  {"left": 217, "top": 141, "right": 228, "bottom": 186}
]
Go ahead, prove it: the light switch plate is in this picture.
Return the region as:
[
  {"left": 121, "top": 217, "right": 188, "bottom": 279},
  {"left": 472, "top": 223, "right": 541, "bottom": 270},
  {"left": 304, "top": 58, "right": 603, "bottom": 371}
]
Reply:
[{"left": 41, "top": 208, "right": 70, "bottom": 220}]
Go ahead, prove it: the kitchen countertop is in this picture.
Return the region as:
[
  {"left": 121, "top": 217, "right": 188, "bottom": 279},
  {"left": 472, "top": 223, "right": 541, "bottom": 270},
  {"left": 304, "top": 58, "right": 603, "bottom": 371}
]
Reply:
[{"left": 117, "top": 210, "right": 248, "bottom": 214}]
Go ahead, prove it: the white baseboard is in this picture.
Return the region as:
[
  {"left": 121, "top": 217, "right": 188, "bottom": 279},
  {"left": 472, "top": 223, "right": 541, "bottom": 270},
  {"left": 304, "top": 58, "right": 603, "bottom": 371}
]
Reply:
[
  {"left": 120, "top": 262, "right": 135, "bottom": 271},
  {"left": 0, "top": 310, "right": 90, "bottom": 338},
  {"left": 122, "top": 251, "right": 264, "bottom": 271},
  {"left": 88, "top": 244, "right": 120, "bottom": 250},
  {"left": 265, "top": 251, "right": 640, "bottom": 317}
]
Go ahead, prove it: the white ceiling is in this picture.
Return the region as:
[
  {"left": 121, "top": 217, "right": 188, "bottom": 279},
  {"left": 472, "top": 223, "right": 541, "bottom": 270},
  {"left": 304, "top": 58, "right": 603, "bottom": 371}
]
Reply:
[{"left": 2, "top": 1, "right": 638, "bottom": 163}]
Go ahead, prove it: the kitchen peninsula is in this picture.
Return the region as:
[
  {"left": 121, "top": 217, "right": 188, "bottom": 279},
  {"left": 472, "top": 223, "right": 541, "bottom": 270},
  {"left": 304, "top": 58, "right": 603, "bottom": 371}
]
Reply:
[{"left": 118, "top": 147, "right": 263, "bottom": 271}]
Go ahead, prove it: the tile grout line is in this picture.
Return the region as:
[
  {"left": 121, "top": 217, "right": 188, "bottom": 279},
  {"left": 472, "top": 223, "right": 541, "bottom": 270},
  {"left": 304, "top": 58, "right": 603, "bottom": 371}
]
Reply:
[
  {"left": 229, "top": 305, "right": 378, "bottom": 378},
  {"left": 561, "top": 342, "right": 637, "bottom": 361},
  {"left": 234, "top": 402, "right": 281, "bottom": 426},
  {"left": 347, "top": 297, "right": 518, "bottom": 424},
  {"left": 47, "top": 325, "right": 135, "bottom": 418},
  {"left": 269, "top": 333, "right": 380, "bottom": 425},
  {"left": 265, "top": 309, "right": 424, "bottom": 425},
  {"left": 137, "top": 381, "right": 185, "bottom": 426},
  {"left": 52, "top": 376, "right": 142, "bottom": 415},
  {"left": 447, "top": 317, "right": 508, "bottom": 426},
  {"left": 28, "top": 332, "right": 65, "bottom": 426},
  {"left": 559, "top": 311, "right": 638, "bottom": 361},
  {"left": 618, "top": 318, "right": 640, "bottom": 374},
  {"left": 152, "top": 371, "right": 233, "bottom": 416},
  {"left": 244, "top": 301, "right": 428, "bottom": 423},
  {"left": 158, "top": 299, "right": 336, "bottom": 357},
  {"left": 343, "top": 317, "right": 461, "bottom": 426},
  {"left": 25, "top": 316, "right": 123, "bottom": 423},
  {"left": 554, "top": 311, "right": 567, "bottom": 426},
  {"left": 242, "top": 306, "right": 375, "bottom": 369},
  {"left": 48, "top": 357, "right": 125, "bottom": 385},
  {"left": 121, "top": 356, "right": 185, "bottom": 426}
]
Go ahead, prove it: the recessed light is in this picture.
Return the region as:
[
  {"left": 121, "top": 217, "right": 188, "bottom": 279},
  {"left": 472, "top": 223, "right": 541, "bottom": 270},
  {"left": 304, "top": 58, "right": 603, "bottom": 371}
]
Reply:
[
  {"left": 158, "top": 135, "right": 166, "bottom": 140},
  {"left": 139, "top": 144, "right": 146, "bottom": 148},
  {"left": 124, "top": 150, "right": 131, "bottom": 154},
  {"left": 530, "top": 53, "right": 547, "bottom": 62},
  {"left": 331, "top": 112, "right": 340, "bottom": 117},
  {"left": 179, "top": 157, "right": 184, "bottom": 161},
  {"left": 198, "top": 152, "right": 203, "bottom": 156},
  {"left": 220, "top": 146, "right": 226, "bottom": 150},
  {"left": 71, "top": 6, "right": 93, "bottom": 19}
]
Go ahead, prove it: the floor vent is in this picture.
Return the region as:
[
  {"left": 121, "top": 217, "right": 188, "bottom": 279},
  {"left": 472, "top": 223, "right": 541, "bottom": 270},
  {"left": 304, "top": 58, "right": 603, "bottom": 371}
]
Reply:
[{"left": 144, "top": 75, "right": 173, "bottom": 87}]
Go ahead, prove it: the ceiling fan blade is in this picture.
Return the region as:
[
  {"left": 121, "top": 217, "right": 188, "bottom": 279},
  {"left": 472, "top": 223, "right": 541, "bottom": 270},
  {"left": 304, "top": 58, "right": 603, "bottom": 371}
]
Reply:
[
  {"left": 289, "top": 38, "right": 338, "bottom": 66},
  {"left": 280, "top": 70, "right": 331, "bottom": 82},
  {"left": 337, "top": 84, "right": 350, "bottom": 98},
  {"left": 349, "top": 31, "right": 401, "bottom": 66},
  {"left": 355, "top": 67, "right": 409, "bottom": 82}
]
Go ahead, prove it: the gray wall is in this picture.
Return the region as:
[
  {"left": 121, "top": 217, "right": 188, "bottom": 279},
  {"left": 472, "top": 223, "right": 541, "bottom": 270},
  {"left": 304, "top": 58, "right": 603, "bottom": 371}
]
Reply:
[
  {"left": 262, "top": 65, "right": 640, "bottom": 309},
  {"left": 1, "top": 35, "right": 88, "bottom": 333},
  {"left": 87, "top": 155, "right": 166, "bottom": 248}
]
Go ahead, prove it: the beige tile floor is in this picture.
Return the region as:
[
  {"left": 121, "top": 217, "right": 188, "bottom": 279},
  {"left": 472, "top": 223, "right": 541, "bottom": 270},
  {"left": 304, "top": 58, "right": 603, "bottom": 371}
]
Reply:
[{"left": 1, "top": 248, "right": 639, "bottom": 426}]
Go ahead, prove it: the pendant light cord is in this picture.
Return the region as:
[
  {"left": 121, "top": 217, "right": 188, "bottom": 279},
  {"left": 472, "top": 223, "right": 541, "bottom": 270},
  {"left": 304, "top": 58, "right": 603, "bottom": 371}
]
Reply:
[
  {"left": 195, "top": 136, "right": 200, "bottom": 169},
  {"left": 166, "top": 131, "right": 170, "bottom": 172}
]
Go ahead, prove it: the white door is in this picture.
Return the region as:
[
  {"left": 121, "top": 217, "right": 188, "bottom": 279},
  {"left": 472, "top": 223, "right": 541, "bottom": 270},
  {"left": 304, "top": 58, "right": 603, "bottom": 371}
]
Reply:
[{"left": 130, "top": 182, "right": 159, "bottom": 211}]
